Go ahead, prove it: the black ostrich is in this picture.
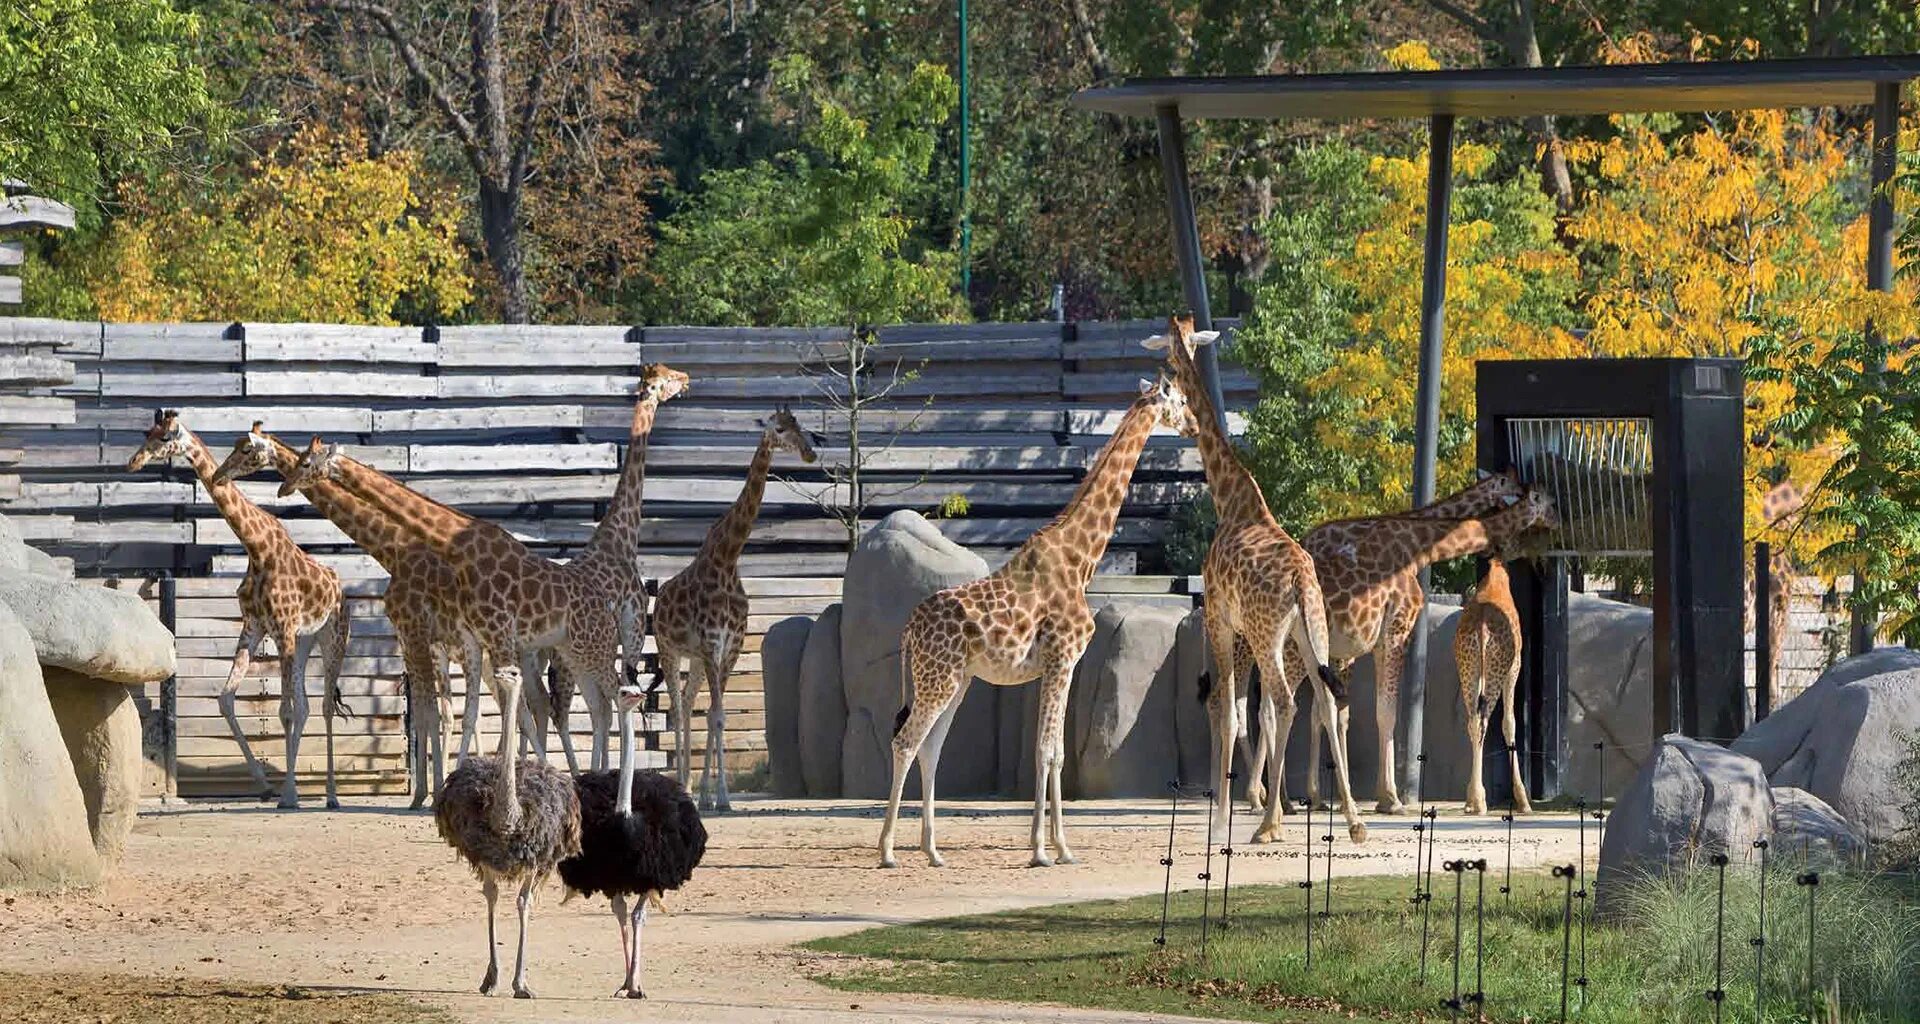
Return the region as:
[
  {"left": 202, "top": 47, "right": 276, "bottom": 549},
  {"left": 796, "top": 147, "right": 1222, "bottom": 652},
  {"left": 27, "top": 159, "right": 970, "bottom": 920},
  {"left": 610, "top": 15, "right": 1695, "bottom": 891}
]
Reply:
[{"left": 558, "top": 683, "right": 708, "bottom": 998}]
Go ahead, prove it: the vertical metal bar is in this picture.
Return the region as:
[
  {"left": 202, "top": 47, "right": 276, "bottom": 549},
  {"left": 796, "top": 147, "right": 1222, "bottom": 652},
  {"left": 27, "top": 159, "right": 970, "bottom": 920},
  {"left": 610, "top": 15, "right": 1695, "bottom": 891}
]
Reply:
[
  {"left": 1852, "top": 81, "right": 1899, "bottom": 656},
  {"left": 1755, "top": 541, "right": 1774, "bottom": 722},
  {"left": 159, "top": 572, "right": 178, "bottom": 800},
  {"left": 957, "top": 0, "right": 971, "bottom": 300},
  {"left": 1406, "top": 112, "right": 1456, "bottom": 803},
  {"left": 1156, "top": 780, "right": 1178, "bottom": 947},
  {"left": 1155, "top": 105, "right": 1228, "bottom": 436}
]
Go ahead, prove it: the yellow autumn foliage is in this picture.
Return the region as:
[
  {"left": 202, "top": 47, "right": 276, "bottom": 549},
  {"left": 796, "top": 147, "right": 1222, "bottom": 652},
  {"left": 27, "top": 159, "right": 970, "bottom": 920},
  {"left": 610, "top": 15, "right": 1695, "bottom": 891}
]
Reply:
[{"left": 79, "top": 126, "right": 471, "bottom": 324}]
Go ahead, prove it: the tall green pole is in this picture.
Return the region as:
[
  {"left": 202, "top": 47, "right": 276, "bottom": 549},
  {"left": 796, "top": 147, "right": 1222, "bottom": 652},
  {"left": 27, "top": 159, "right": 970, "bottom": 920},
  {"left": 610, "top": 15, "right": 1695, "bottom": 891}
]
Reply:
[{"left": 958, "top": 0, "right": 971, "bottom": 299}]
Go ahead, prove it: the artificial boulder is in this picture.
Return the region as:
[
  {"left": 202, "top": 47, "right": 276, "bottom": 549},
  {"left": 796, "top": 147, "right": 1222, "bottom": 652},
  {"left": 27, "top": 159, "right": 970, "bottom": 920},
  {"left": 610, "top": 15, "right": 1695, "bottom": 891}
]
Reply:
[
  {"left": 797, "top": 604, "right": 846, "bottom": 798},
  {"left": 1067, "top": 602, "right": 1190, "bottom": 798},
  {"left": 42, "top": 667, "right": 143, "bottom": 862},
  {"left": 761, "top": 615, "right": 812, "bottom": 798},
  {"left": 839, "top": 511, "right": 992, "bottom": 799},
  {"left": 1769, "top": 786, "right": 1865, "bottom": 867},
  {"left": 1732, "top": 647, "right": 1920, "bottom": 844},
  {"left": 1594, "top": 734, "right": 1773, "bottom": 913},
  {"left": 0, "top": 571, "right": 175, "bottom": 684},
  {"left": 0, "top": 603, "right": 100, "bottom": 889}
]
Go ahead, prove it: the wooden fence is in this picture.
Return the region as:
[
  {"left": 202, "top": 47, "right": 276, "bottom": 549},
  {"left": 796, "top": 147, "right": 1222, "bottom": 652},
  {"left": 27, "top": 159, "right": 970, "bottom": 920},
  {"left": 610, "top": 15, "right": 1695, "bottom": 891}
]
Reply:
[{"left": 1, "top": 316, "right": 1245, "bottom": 797}]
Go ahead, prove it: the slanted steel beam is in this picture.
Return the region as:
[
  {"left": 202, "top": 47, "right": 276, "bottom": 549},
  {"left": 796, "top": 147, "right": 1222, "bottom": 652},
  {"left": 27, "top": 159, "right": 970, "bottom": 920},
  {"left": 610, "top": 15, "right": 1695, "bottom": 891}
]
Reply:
[{"left": 1155, "top": 104, "right": 1230, "bottom": 435}]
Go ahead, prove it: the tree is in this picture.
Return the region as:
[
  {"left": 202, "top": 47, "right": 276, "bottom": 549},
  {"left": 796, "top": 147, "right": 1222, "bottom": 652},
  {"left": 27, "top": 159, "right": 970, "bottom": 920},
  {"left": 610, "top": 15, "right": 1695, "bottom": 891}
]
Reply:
[
  {"left": 303, "top": 0, "right": 647, "bottom": 322},
  {"left": 31, "top": 126, "right": 472, "bottom": 324},
  {"left": 0, "top": 0, "right": 216, "bottom": 221}
]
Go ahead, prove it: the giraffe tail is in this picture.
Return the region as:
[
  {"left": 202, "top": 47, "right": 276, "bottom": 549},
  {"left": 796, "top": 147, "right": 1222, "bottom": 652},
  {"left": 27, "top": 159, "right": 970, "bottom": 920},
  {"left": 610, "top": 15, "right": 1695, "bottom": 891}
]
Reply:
[{"left": 892, "top": 644, "right": 912, "bottom": 738}]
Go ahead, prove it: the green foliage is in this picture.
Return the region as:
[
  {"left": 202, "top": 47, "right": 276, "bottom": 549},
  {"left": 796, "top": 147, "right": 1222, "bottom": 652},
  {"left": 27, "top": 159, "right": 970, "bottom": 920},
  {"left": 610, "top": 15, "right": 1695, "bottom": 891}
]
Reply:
[
  {"left": 930, "top": 493, "right": 971, "bottom": 520},
  {"left": 649, "top": 57, "right": 963, "bottom": 327},
  {"left": 0, "top": 0, "right": 218, "bottom": 221},
  {"left": 1160, "top": 492, "right": 1216, "bottom": 576}
]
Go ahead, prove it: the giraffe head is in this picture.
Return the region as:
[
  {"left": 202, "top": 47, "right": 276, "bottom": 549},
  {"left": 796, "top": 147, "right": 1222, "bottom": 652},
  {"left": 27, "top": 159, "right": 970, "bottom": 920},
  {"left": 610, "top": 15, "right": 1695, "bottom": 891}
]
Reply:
[
  {"left": 212, "top": 421, "right": 275, "bottom": 485},
  {"left": 638, "top": 363, "right": 691, "bottom": 406},
  {"left": 758, "top": 405, "right": 821, "bottom": 464},
  {"left": 1470, "top": 466, "right": 1527, "bottom": 507},
  {"left": 1500, "top": 485, "right": 1562, "bottom": 536},
  {"left": 279, "top": 436, "right": 343, "bottom": 497},
  {"left": 1140, "top": 372, "right": 1192, "bottom": 433},
  {"left": 1139, "top": 314, "right": 1221, "bottom": 376},
  {"left": 125, "top": 410, "right": 190, "bottom": 471}
]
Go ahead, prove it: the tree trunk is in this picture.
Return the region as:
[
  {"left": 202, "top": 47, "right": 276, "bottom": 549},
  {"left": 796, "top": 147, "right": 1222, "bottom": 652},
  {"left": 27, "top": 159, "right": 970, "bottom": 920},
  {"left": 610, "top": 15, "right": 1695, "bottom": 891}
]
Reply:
[
  {"left": 478, "top": 182, "right": 530, "bottom": 323},
  {"left": 1505, "top": 1, "right": 1573, "bottom": 213},
  {"left": 469, "top": 0, "right": 530, "bottom": 322}
]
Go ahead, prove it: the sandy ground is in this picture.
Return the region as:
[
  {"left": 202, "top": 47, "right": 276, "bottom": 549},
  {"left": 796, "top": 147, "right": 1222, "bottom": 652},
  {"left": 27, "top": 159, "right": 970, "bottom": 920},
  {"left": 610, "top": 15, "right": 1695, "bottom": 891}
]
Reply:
[{"left": 1, "top": 794, "right": 1592, "bottom": 1023}]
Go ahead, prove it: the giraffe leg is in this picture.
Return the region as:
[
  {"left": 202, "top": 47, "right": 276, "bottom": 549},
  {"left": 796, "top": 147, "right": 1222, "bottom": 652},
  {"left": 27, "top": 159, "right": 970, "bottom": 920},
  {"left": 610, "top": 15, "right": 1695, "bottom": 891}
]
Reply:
[
  {"left": 687, "top": 658, "right": 715, "bottom": 809},
  {"left": 220, "top": 624, "right": 271, "bottom": 799},
  {"left": 1232, "top": 636, "right": 1269, "bottom": 811},
  {"left": 1292, "top": 593, "right": 1367, "bottom": 844},
  {"left": 430, "top": 646, "right": 452, "bottom": 799},
  {"left": 879, "top": 649, "right": 964, "bottom": 869},
  {"left": 705, "top": 639, "right": 739, "bottom": 813},
  {"left": 479, "top": 878, "right": 501, "bottom": 994},
  {"left": 455, "top": 636, "right": 486, "bottom": 766},
  {"left": 276, "top": 630, "right": 313, "bottom": 810},
  {"left": 1250, "top": 646, "right": 1300, "bottom": 844},
  {"left": 320, "top": 605, "right": 349, "bottom": 810},
  {"left": 1371, "top": 606, "right": 1418, "bottom": 815},
  {"left": 660, "top": 646, "right": 691, "bottom": 789},
  {"left": 1268, "top": 641, "right": 1311, "bottom": 817},
  {"left": 1461, "top": 650, "right": 1489, "bottom": 816},
  {"left": 1500, "top": 652, "right": 1532, "bottom": 814},
  {"left": 916, "top": 695, "right": 962, "bottom": 868},
  {"left": 1202, "top": 611, "right": 1239, "bottom": 847}
]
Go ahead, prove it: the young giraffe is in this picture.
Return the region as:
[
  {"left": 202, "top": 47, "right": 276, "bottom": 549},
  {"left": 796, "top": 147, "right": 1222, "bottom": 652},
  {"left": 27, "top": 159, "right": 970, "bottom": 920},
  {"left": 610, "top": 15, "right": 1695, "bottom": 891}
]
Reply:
[
  {"left": 544, "top": 364, "right": 691, "bottom": 771},
  {"left": 880, "top": 373, "right": 1190, "bottom": 868},
  {"left": 214, "top": 424, "right": 487, "bottom": 807},
  {"left": 1456, "top": 558, "right": 1530, "bottom": 816},
  {"left": 126, "top": 411, "right": 350, "bottom": 809},
  {"left": 1142, "top": 316, "right": 1364, "bottom": 847},
  {"left": 1294, "top": 487, "right": 1561, "bottom": 814},
  {"left": 654, "top": 405, "right": 820, "bottom": 812},
  {"left": 279, "top": 366, "right": 687, "bottom": 830},
  {"left": 1237, "top": 469, "right": 1525, "bottom": 813}
]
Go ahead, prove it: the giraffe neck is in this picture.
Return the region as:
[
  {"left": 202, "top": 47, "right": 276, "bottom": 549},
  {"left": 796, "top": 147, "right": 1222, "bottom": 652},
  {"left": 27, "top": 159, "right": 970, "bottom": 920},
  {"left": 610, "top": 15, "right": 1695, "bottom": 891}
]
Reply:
[
  {"left": 697, "top": 432, "right": 775, "bottom": 571},
  {"left": 1026, "top": 391, "right": 1160, "bottom": 587},
  {"left": 1399, "top": 501, "right": 1539, "bottom": 567},
  {"left": 264, "top": 435, "right": 430, "bottom": 569},
  {"left": 181, "top": 431, "right": 291, "bottom": 565},
  {"left": 1415, "top": 476, "right": 1510, "bottom": 519},
  {"left": 325, "top": 454, "right": 474, "bottom": 555},
  {"left": 1168, "top": 349, "right": 1269, "bottom": 526},
  {"left": 581, "top": 396, "right": 662, "bottom": 564}
]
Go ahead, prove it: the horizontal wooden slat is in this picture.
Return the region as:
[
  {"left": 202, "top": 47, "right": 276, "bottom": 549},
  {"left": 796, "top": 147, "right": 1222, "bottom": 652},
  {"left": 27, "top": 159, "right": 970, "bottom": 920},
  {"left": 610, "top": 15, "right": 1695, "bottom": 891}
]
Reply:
[
  {"left": 0, "top": 395, "right": 75, "bottom": 425},
  {"left": 0, "top": 239, "right": 23, "bottom": 266},
  {"left": 0, "top": 352, "right": 73, "bottom": 386},
  {"left": 245, "top": 369, "right": 434, "bottom": 397},
  {"left": 0, "top": 194, "right": 76, "bottom": 230}
]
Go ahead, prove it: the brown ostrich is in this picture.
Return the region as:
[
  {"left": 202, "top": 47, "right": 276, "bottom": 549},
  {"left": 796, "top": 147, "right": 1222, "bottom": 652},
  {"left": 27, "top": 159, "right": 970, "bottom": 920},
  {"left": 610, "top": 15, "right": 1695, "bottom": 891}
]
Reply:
[{"left": 434, "top": 755, "right": 582, "bottom": 998}]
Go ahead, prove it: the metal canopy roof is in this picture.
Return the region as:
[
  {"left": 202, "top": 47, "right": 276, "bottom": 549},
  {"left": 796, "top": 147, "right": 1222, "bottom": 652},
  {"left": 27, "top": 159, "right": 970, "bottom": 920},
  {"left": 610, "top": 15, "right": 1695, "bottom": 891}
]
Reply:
[{"left": 1071, "top": 55, "right": 1920, "bottom": 121}]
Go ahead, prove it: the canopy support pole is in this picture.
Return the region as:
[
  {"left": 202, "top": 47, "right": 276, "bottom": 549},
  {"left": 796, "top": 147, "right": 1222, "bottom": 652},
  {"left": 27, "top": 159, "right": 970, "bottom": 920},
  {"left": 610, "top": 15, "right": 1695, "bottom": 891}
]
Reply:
[
  {"left": 1155, "top": 104, "right": 1230, "bottom": 435},
  {"left": 1403, "top": 114, "right": 1455, "bottom": 805},
  {"left": 1852, "top": 81, "right": 1899, "bottom": 655}
]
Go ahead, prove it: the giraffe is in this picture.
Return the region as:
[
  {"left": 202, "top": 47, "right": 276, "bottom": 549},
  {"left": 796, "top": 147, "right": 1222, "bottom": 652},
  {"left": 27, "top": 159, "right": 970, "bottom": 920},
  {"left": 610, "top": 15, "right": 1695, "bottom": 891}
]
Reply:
[
  {"left": 1747, "top": 480, "right": 1804, "bottom": 708},
  {"left": 1456, "top": 558, "right": 1529, "bottom": 816},
  {"left": 1142, "top": 316, "right": 1365, "bottom": 847},
  {"left": 879, "top": 372, "right": 1190, "bottom": 868},
  {"left": 278, "top": 365, "right": 687, "bottom": 831},
  {"left": 126, "top": 411, "right": 351, "bottom": 809},
  {"left": 545, "top": 364, "right": 691, "bottom": 771},
  {"left": 654, "top": 405, "right": 820, "bottom": 812},
  {"left": 1237, "top": 469, "right": 1526, "bottom": 812},
  {"left": 213, "top": 423, "right": 487, "bottom": 807},
  {"left": 1293, "top": 487, "right": 1561, "bottom": 814}
]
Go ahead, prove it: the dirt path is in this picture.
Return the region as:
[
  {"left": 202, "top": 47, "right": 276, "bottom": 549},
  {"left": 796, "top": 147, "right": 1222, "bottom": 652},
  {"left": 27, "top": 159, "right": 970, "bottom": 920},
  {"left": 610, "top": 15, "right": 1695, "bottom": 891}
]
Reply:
[{"left": 1, "top": 795, "right": 1588, "bottom": 1023}]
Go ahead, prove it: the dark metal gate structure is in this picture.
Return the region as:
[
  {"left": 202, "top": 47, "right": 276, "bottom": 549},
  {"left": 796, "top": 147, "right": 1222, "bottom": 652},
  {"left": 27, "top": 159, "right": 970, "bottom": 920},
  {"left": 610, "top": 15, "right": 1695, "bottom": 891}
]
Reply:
[{"left": 1477, "top": 358, "right": 1745, "bottom": 798}]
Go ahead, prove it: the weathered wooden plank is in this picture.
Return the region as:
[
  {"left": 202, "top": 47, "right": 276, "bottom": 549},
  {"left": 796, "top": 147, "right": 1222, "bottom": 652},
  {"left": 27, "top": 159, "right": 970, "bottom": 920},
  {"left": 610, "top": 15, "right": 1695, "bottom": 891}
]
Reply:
[
  {"left": 437, "top": 336, "right": 634, "bottom": 368},
  {"left": 1065, "top": 368, "right": 1257, "bottom": 399},
  {"left": 407, "top": 442, "right": 617, "bottom": 473},
  {"left": 0, "top": 395, "right": 74, "bottom": 425},
  {"left": 0, "top": 239, "right": 23, "bottom": 266},
  {"left": 69, "top": 404, "right": 375, "bottom": 433},
  {"left": 245, "top": 368, "right": 435, "bottom": 398},
  {"left": 372, "top": 404, "right": 585, "bottom": 433},
  {"left": 0, "top": 195, "right": 76, "bottom": 231},
  {"left": 0, "top": 276, "right": 20, "bottom": 304},
  {"left": 436, "top": 373, "right": 636, "bottom": 399},
  {"left": 639, "top": 339, "right": 844, "bottom": 366},
  {"left": 0, "top": 514, "right": 68, "bottom": 542},
  {"left": 0, "top": 353, "right": 74, "bottom": 386},
  {"left": 246, "top": 334, "right": 435, "bottom": 363},
  {"left": 0, "top": 474, "right": 18, "bottom": 501},
  {"left": 0, "top": 317, "right": 99, "bottom": 353},
  {"left": 98, "top": 370, "right": 244, "bottom": 398},
  {"left": 641, "top": 325, "right": 847, "bottom": 345},
  {"left": 70, "top": 519, "right": 192, "bottom": 545},
  {"left": 99, "top": 322, "right": 239, "bottom": 362},
  {"left": 1068, "top": 407, "right": 1249, "bottom": 436},
  {"left": 593, "top": 404, "right": 1062, "bottom": 435}
]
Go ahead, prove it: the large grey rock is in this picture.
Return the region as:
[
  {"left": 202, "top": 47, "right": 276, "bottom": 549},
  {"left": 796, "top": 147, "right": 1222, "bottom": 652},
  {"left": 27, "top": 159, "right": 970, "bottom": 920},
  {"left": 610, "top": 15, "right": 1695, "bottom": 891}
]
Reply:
[
  {"left": 0, "top": 604, "right": 100, "bottom": 889},
  {"left": 839, "top": 512, "right": 994, "bottom": 799},
  {"left": 0, "top": 573, "right": 175, "bottom": 684},
  {"left": 43, "top": 667, "right": 142, "bottom": 864},
  {"left": 797, "top": 605, "right": 846, "bottom": 798},
  {"left": 0, "top": 514, "right": 26, "bottom": 574},
  {"left": 761, "top": 615, "right": 813, "bottom": 798},
  {"left": 1769, "top": 786, "right": 1865, "bottom": 867},
  {"left": 1732, "top": 648, "right": 1920, "bottom": 843},
  {"left": 1595, "top": 734, "right": 1773, "bottom": 912},
  {"left": 1068, "top": 603, "right": 1189, "bottom": 798},
  {"left": 1170, "top": 610, "right": 1217, "bottom": 790}
]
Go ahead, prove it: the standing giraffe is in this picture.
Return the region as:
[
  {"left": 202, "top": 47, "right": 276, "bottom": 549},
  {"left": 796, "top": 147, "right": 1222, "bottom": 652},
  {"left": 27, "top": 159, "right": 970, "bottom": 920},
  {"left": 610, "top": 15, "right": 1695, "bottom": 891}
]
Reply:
[
  {"left": 544, "top": 364, "right": 690, "bottom": 770},
  {"left": 1142, "top": 317, "right": 1364, "bottom": 847},
  {"left": 654, "top": 405, "right": 819, "bottom": 812},
  {"left": 126, "top": 411, "right": 350, "bottom": 809},
  {"left": 1238, "top": 469, "right": 1525, "bottom": 812},
  {"left": 879, "top": 373, "right": 1190, "bottom": 868},
  {"left": 1456, "top": 558, "right": 1529, "bottom": 816},
  {"left": 278, "top": 367, "right": 687, "bottom": 830},
  {"left": 1295, "top": 487, "right": 1560, "bottom": 813},
  {"left": 214, "top": 424, "right": 487, "bottom": 806}
]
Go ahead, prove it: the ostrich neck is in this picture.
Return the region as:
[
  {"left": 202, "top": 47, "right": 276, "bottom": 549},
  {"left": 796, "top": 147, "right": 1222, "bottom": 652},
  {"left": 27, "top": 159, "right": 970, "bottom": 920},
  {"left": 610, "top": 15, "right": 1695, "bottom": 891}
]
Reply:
[{"left": 615, "top": 706, "right": 636, "bottom": 816}]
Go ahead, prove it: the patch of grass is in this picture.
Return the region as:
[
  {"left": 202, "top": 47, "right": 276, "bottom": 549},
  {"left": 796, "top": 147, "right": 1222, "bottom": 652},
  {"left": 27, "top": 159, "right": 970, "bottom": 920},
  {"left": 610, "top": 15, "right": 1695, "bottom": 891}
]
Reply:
[
  {"left": 1, "top": 970, "right": 453, "bottom": 1024},
  {"left": 806, "top": 867, "right": 1920, "bottom": 1023}
]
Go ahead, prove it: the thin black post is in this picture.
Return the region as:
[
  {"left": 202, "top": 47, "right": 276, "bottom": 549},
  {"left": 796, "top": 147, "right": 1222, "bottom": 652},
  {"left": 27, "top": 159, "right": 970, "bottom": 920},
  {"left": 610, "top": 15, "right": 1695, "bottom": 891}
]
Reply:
[
  {"left": 1499, "top": 811, "right": 1514, "bottom": 905},
  {"left": 1417, "top": 808, "right": 1437, "bottom": 986},
  {"left": 1470, "top": 860, "right": 1487, "bottom": 1016},
  {"left": 158, "top": 572, "right": 179, "bottom": 800},
  {"left": 1322, "top": 758, "right": 1336, "bottom": 918},
  {"left": 1156, "top": 780, "right": 1179, "bottom": 947},
  {"left": 1709, "top": 852, "right": 1730, "bottom": 1022},
  {"left": 1445, "top": 860, "right": 1466, "bottom": 1023},
  {"left": 1199, "top": 788, "right": 1215, "bottom": 956},
  {"left": 1301, "top": 792, "right": 1315, "bottom": 968},
  {"left": 1853, "top": 81, "right": 1899, "bottom": 656},
  {"left": 1154, "top": 105, "right": 1228, "bottom": 435},
  {"left": 1405, "top": 113, "right": 1455, "bottom": 799},
  {"left": 1555, "top": 864, "right": 1577, "bottom": 1023},
  {"left": 1753, "top": 839, "right": 1769, "bottom": 1017},
  {"left": 1797, "top": 870, "right": 1820, "bottom": 1022},
  {"left": 1755, "top": 542, "right": 1774, "bottom": 720},
  {"left": 1219, "top": 771, "right": 1236, "bottom": 930},
  {"left": 1576, "top": 799, "right": 1589, "bottom": 1001}
]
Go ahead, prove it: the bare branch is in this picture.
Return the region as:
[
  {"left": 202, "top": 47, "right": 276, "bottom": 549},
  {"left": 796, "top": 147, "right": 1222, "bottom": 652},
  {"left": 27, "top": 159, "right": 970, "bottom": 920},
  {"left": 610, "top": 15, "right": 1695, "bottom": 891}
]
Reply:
[
  {"left": 1421, "top": 0, "right": 1501, "bottom": 42},
  {"left": 309, "top": 0, "right": 487, "bottom": 174},
  {"left": 509, "top": 0, "right": 566, "bottom": 190},
  {"left": 1063, "top": 0, "right": 1113, "bottom": 82}
]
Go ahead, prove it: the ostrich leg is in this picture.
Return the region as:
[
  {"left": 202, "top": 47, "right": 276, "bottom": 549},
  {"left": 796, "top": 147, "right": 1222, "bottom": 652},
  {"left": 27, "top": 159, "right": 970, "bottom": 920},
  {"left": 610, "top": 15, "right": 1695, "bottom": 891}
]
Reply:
[
  {"left": 510, "top": 877, "right": 536, "bottom": 998},
  {"left": 479, "top": 878, "right": 501, "bottom": 994}
]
